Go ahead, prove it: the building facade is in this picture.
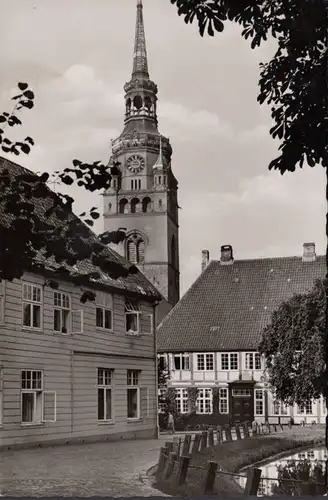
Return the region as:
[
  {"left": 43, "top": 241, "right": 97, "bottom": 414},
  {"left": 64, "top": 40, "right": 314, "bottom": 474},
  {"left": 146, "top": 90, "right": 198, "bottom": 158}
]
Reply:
[
  {"left": 103, "top": 0, "right": 180, "bottom": 323},
  {"left": 0, "top": 156, "right": 161, "bottom": 450},
  {"left": 157, "top": 243, "right": 326, "bottom": 427}
]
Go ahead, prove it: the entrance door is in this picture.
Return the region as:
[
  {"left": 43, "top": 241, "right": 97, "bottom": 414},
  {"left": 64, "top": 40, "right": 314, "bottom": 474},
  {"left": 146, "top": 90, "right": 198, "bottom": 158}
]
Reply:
[{"left": 231, "top": 388, "right": 253, "bottom": 424}]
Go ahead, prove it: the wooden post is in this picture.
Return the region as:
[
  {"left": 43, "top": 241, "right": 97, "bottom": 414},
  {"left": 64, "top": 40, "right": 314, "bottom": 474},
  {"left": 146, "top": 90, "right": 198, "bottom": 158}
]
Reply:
[
  {"left": 243, "top": 423, "right": 250, "bottom": 438},
  {"left": 225, "top": 426, "right": 233, "bottom": 442},
  {"left": 172, "top": 436, "right": 180, "bottom": 454},
  {"left": 203, "top": 461, "right": 218, "bottom": 494},
  {"left": 157, "top": 447, "right": 168, "bottom": 477},
  {"left": 165, "top": 441, "right": 174, "bottom": 453},
  {"left": 176, "top": 455, "right": 190, "bottom": 486},
  {"left": 208, "top": 427, "right": 214, "bottom": 447},
  {"left": 200, "top": 430, "right": 208, "bottom": 450},
  {"left": 244, "top": 467, "right": 262, "bottom": 496},
  {"left": 217, "top": 426, "right": 222, "bottom": 443},
  {"left": 273, "top": 424, "right": 277, "bottom": 432},
  {"left": 191, "top": 433, "right": 201, "bottom": 454},
  {"left": 182, "top": 434, "right": 191, "bottom": 456},
  {"left": 164, "top": 452, "right": 177, "bottom": 479},
  {"left": 235, "top": 426, "right": 241, "bottom": 440},
  {"left": 267, "top": 423, "right": 271, "bottom": 434}
]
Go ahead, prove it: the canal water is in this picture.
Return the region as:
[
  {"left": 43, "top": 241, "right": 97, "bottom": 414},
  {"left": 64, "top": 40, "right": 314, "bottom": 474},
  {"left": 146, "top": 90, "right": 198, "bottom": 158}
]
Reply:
[{"left": 237, "top": 446, "right": 327, "bottom": 496}]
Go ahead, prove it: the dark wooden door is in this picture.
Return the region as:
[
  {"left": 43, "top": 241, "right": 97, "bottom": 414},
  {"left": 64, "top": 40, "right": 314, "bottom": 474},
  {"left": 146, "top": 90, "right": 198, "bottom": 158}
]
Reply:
[{"left": 230, "top": 388, "right": 254, "bottom": 424}]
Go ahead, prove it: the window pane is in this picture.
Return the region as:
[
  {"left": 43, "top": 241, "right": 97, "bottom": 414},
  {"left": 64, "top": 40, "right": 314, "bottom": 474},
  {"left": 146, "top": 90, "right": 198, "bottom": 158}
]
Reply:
[
  {"left": 32, "top": 305, "right": 41, "bottom": 328},
  {"left": 126, "top": 313, "right": 138, "bottom": 332},
  {"left": 96, "top": 307, "right": 103, "bottom": 328},
  {"left": 127, "top": 388, "right": 138, "bottom": 418},
  {"left": 54, "top": 309, "right": 61, "bottom": 331},
  {"left": 105, "top": 388, "right": 112, "bottom": 420},
  {"left": 174, "top": 356, "right": 181, "bottom": 370},
  {"left": 22, "top": 392, "right": 34, "bottom": 423},
  {"left": 104, "top": 310, "right": 112, "bottom": 330},
  {"left": 98, "top": 388, "right": 104, "bottom": 420},
  {"left": 23, "top": 303, "right": 31, "bottom": 327},
  {"left": 62, "top": 310, "right": 70, "bottom": 333}
]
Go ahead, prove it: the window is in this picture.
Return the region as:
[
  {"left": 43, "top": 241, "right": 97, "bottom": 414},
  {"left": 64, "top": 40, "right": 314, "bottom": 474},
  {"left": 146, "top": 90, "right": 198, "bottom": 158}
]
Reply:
[
  {"left": 197, "top": 388, "right": 213, "bottom": 414},
  {"left": 297, "top": 400, "right": 313, "bottom": 415},
  {"left": 245, "top": 352, "right": 262, "bottom": 370},
  {"left": 232, "top": 389, "right": 252, "bottom": 397},
  {"left": 126, "top": 236, "right": 145, "bottom": 264},
  {"left": 125, "top": 301, "right": 153, "bottom": 335},
  {"left": 158, "top": 354, "right": 168, "bottom": 371},
  {"left": 97, "top": 368, "right": 113, "bottom": 421},
  {"left": 220, "top": 353, "right": 239, "bottom": 370},
  {"left": 255, "top": 389, "right": 264, "bottom": 416},
  {"left": 197, "top": 353, "right": 214, "bottom": 371},
  {"left": 119, "top": 198, "right": 129, "bottom": 214},
  {"left": 173, "top": 354, "right": 190, "bottom": 371},
  {"left": 272, "top": 399, "right": 288, "bottom": 415},
  {"left": 22, "top": 283, "right": 42, "bottom": 329},
  {"left": 130, "top": 179, "right": 141, "bottom": 190},
  {"left": 53, "top": 292, "right": 82, "bottom": 334},
  {"left": 127, "top": 370, "right": 140, "bottom": 419},
  {"left": 219, "top": 388, "right": 228, "bottom": 414},
  {"left": 96, "top": 292, "right": 113, "bottom": 331},
  {"left": 0, "top": 281, "right": 4, "bottom": 324},
  {"left": 158, "top": 388, "right": 167, "bottom": 413},
  {"left": 175, "top": 388, "right": 188, "bottom": 414},
  {"left": 21, "top": 370, "right": 56, "bottom": 424}
]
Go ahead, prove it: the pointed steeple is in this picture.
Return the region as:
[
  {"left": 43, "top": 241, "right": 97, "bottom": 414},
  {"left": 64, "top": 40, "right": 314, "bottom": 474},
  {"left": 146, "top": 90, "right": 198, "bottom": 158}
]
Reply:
[
  {"left": 132, "top": 0, "right": 149, "bottom": 78},
  {"left": 153, "top": 135, "right": 166, "bottom": 170}
]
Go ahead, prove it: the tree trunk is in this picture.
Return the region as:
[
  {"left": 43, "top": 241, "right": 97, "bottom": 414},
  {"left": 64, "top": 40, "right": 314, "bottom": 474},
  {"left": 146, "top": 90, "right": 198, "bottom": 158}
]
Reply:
[{"left": 325, "top": 165, "right": 328, "bottom": 491}]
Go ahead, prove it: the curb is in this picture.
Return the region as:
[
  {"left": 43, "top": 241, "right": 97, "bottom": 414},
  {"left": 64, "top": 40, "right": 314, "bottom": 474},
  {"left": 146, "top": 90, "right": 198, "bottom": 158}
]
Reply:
[{"left": 139, "top": 464, "right": 172, "bottom": 497}]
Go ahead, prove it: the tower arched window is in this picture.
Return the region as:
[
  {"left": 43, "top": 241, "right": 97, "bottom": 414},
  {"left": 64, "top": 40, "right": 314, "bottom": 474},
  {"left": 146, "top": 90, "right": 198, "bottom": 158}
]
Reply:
[
  {"left": 131, "top": 198, "right": 140, "bottom": 213},
  {"left": 158, "top": 199, "right": 163, "bottom": 210},
  {"left": 133, "top": 95, "right": 143, "bottom": 110},
  {"left": 144, "top": 96, "right": 152, "bottom": 110},
  {"left": 126, "top": 98, "right": 131, "bottom": 114},
  {"left": 119, "top": 198, "right": 129, "bottom": 214},
  {"left": 142, "top": 197, "right": 152, "bottom": 213},
  {"left": 126, "top": 235, "right": 146, "bottom": 264},
  {"left": 171, "top": 235, "right": 176, "bottom": 268}
]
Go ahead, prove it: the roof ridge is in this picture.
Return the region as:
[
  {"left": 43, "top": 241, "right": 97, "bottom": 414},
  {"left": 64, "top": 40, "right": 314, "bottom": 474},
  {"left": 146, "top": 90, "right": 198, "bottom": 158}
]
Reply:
[{"left": 211, "top": 254, "right": 325, "bottom": 264}]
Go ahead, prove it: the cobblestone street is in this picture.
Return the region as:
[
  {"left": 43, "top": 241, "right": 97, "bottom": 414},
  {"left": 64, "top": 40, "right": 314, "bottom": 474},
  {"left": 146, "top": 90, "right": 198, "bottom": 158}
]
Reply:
[{"left": 0, "top": 435, "right": 174, "bottom": 497}]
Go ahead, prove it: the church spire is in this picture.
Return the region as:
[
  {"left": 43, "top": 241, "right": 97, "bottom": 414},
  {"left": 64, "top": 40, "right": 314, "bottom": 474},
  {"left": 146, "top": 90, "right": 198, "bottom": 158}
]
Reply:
[{"left": 132, "top": 0, "right": 149, "bottom": 78}]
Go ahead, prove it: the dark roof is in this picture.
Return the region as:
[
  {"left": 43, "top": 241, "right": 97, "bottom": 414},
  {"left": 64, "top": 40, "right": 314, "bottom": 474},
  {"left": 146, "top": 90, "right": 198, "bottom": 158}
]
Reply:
[
  {"left": 0, "top": 156, "right": 161, "bottom": 301},
  {"left": 157, "top": 255, "right": 326, "bottom": 352}
]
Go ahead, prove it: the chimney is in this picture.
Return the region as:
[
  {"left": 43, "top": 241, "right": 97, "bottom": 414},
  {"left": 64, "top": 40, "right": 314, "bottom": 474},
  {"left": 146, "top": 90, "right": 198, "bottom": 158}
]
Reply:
[
  {"left": 302, "top": 242, "right": 316, "bottom": 262},
  {"left": 201, "top": 250, "right": 210, "bottom": 272},
  {"left": 220, "top": 244, "right": 234, "bottom": 265}
]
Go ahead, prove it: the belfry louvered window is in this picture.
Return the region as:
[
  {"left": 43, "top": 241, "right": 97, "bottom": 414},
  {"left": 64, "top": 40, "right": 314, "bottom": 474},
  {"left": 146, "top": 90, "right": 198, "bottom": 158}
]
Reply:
[{"left": 126, "top": 236, "right": 145, "bottom": 265}]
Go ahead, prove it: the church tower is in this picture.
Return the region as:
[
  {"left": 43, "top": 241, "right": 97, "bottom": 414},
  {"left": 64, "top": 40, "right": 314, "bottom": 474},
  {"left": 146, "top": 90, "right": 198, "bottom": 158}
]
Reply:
[{"left": 103, "top": 0, "right": 180, "bottom": 309}]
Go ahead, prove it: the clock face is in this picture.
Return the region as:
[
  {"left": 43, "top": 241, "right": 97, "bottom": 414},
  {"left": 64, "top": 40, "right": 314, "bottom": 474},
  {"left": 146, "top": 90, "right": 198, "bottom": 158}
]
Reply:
[{"left": 126, "top": 154, "right": 145, "bottom": 173}]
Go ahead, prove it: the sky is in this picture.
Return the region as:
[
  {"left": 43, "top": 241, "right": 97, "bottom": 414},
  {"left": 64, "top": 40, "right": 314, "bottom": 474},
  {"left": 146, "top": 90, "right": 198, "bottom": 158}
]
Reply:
[{"left": 1, "top": 0, "right": 326, "bottom": 296}]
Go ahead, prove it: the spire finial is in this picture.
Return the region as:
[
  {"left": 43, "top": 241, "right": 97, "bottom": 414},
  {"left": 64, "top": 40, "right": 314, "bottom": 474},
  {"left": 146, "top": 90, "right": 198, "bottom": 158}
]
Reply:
[
  {"left": 153, "top": 136, "right": 165, "bottom": 170},
  {"left": 132, "top": 0, "right": 149, "bottom": 77}
]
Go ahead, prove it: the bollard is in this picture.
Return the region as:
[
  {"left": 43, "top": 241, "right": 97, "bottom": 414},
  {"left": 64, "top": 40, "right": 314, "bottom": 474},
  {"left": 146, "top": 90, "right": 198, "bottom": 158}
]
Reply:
[
  {"left": 200, "top": 430, "right": 208, "bottom": 450},
  {"left": 164, "top": 451, "right": 177, "bottom": 479},
  {"left": 216, "top": 426, "right": 222, "bottom": 443},
  {"left": 273, "top": 424, "right": 277, "bottom": 432},
  {"left": 182, "top": 434, "right": 191, "bottom": 456},
  {"left": 191, "top": 433, "right": 202, "bottom": 454},
  {"left": 244, "top": 467, "right": 262, "bottom": 496},
  {"left": 267, "top": 423, "right": 271, "bottom": 434},
  {"left": 225, "top": 426, "right": 233, "bottom": 442},
  {"left": 243, "top": 423, "right": 250, "bottom": 438},
  {"left": 176, "top": 455, "right": 190, "bottom": 486},
  {"left": 208, "top": 427, "right": 214, "bottom": 447},
  {"left": 235, "top": 426, "right": 241, "bottom": 440},
  {"left": 172, "top": 436, "right": 180, "bottom": 454},
  {"left": 203, "top": 461, "right": 218, "bottom": 494},
  {"left": 157, "top": 447, "right": 168, "bottom": 478}
]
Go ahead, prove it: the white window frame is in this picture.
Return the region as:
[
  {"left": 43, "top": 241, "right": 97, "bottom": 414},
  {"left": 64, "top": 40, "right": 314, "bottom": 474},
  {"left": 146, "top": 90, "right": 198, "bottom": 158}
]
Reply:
[
  {"left": 0, "top": 281, "right": 4, "bottom": 325},
  {"left": 254, "top": 389, "right": 264, "bottom": 416},
  {"left": 322, "top": 396, "right": 327, "bottom": 415},
  {"left": 245, "top": 352, "right": 262, "bottom": 370},
  {"left": 127, "top": 370, "right": 140, "bottom": 420},
  {"left": 21, "top": 370, "right": 56, "bottom": 425},
  {"left": 297, "top": 400, "right": 313, "bottom": 415},
  {"left": 96, "top": 292, "right": 113, "bottom": 331},
  {"left": 53, "top": 291, "right": 83, "bottom": 334},
  {"left": 272, "top": 399, "right": 289, "bottom": 416},
  {"left": 219, "top": 387, "right": 229, "bottom": 414},
  {"left": 125, "top": 301, "right": 153, "bottom": 336},
  {"left": 196, "top": 353, "right": 214, "bottom": 371},
  {"left": 175, "top": 388, "right": 188, "bottom": 414},
  {"left": 158, "top": 388, "right": 167, "bottom": 413},
  {"left": 220, "top": 352, "right": 239, "bottom": 371},
  {"left": 173, "top": 353, "right": 190, "bottom": 371},
  {"left": 97, "top": 368, "right": 113, "bottom": 422},
  {"left": 196, "top": 388, "right": 213, "bottom": 414},
  {"left": 22, "top": 282, "right": 43, "bottom": 330}
]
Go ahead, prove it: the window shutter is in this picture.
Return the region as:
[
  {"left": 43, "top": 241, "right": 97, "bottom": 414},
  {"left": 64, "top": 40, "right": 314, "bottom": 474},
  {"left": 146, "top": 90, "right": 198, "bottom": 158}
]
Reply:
[
  {"left": 71, "top": 310, "right": 83, "bottom": 334},
  {"left": 137, "top": 240, "right": 145, "bottom": 263},
  {"left": 127, "top": 240, "right": 137, "bottom": 264},
  {"left": 42, "top": 391, "right": 56, "bottom": 422},
  {"left": 141, "top": 387, "right": 150, "bottom": 419},
  {"left": 139, "top": 313, "right": 153, "bottom": 335}
]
